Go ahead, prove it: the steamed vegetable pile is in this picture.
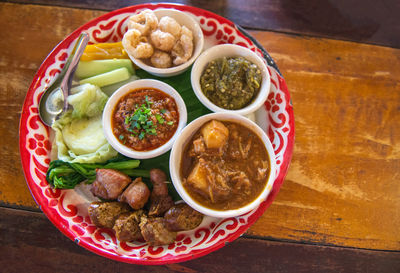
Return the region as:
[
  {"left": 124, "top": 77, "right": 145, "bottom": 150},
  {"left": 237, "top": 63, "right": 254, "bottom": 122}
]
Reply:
[{"left": 47, "top": 41, "right": 144, "bottom": 189}]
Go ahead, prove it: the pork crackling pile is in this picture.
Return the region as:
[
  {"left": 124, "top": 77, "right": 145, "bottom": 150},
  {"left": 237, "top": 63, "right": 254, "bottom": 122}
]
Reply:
[{"left": 122, "top": 9, "right": 194, "bottom": 68}]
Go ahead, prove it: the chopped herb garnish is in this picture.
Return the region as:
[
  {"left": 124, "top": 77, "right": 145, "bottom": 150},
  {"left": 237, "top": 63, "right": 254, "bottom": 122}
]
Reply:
[
  {"left": 119, "top": 135, "right": 124, "bottom": 140},
  {"left": 145, "top": 95, "right": 153, "bottom": 108},
  {"left": 155, "top": 114, "right": 165, "bottom": 124},
  {"left": 167, "top": 121, "right": 174, "bottom": 125},
  {"left": 123, "top": 96, "right": 162, "bottom": 140},
  {"left": 147, "top": 128, "right": 157, "bottom": 135},
  {"left": 161, "top": 109, "right": 167, "bottom": 114}
]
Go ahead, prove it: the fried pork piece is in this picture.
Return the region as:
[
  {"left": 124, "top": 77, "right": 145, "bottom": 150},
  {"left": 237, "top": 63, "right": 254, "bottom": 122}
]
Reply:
[
  {"left": 149, "top": 168, "right": 167, "bottom": 185},
  {"left": 118, "top": 177, "right": 150, "bottom": 210},
  {"left": 148, "top": 169, "right": 174, "bottom": 216},
  {"left": 113, "top": 210, "right": 144, "bottom": 242},
  {"left": 139, "top": 215, "right": 177, "bottom": 246},
  {"left": 91, "top": 169, "right": 131, "bottom": 200},
  {"left": 164, "top": 203, "right": 203, "bottom": 231},
  {"left": 88, "top": 201, "right": 131, "bottom": 228}
]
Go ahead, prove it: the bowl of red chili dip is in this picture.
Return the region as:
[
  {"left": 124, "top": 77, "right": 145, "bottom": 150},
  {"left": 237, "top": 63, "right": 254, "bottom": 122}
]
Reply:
[
  {"left": 103, "top": 79, "right": 187, "bottom": 159},
  {"left": 169, "top": 112, "right": 276, "bottom": 218},
  {"left": 191, "top": 44, "right": 270, "bottom": 116}
]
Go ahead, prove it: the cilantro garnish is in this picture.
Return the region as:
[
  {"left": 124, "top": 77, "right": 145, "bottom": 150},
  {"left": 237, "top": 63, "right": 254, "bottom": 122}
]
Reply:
[
  {"left": 123, "top": 96, "right": 170, "bottom": 140},
  {"left": 155, "top": 114, "right": 165, "bottom": 124}
]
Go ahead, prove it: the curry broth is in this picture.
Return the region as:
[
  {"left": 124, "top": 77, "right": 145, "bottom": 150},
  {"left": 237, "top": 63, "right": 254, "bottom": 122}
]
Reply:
[{"left": 180, "top": 120, "right": 270, "bottom": 211}]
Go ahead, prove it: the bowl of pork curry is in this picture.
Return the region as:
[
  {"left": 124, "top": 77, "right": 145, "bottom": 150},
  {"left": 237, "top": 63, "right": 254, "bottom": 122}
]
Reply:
[{"left": 170, "top": 112, "right": 276, "bottom": 218}]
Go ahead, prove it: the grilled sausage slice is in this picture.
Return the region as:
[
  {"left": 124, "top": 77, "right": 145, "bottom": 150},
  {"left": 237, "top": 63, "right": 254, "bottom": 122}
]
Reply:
[
  {"left": 113, "top": 210, "right": 144, "bottom": 242},
  {"left": 88, "top": 201, "right": 131, "bottom": 228},
  {"left": 139, "top": 215, "right": 177, "bottom": 245},
  {"left": 164, "top": 203, "right": 203, "bottom": 231}
]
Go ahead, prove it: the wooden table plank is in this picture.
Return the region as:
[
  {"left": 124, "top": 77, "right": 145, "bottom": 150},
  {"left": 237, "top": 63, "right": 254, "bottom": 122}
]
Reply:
[
  {"left": 5, "top": 0, "right": 400, "bottom": 48},
  {"left": 1, "top": 3, "right": 399, "bottom": 251},
  {"left": 1, "top": 207, "right": 399, "bottom": 272},
  {"left": 247, "top": 32, "right": 400, "bottom": 250}
]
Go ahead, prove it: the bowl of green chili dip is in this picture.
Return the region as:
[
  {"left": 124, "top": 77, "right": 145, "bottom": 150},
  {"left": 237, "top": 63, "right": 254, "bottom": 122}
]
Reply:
[{"left": 191, "top": 44, "right": 270, "bottom": 116}]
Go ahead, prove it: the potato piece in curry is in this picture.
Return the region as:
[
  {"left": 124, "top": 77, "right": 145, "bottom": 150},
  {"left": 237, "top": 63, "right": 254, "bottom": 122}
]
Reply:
[
  {"left": 200, "top": 120, "right": 229, "bottom": 149},
  {"left": 181, "top": 120, "right": 270, "bottom": 211}
]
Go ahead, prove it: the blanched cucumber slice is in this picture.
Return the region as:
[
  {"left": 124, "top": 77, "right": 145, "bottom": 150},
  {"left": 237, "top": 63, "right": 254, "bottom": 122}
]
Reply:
[
  {"left": 76, "top": 59, "right": 134, "bottom": 79},
  {"left": 79, "top": 67, "right": 131, "bottom": 87}
]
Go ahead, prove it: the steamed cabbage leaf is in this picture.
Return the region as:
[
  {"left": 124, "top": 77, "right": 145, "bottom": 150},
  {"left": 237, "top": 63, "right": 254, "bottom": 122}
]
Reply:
[
  {"left": 52, "top": 83, "right": 117, "bottom": 163},
  {"left": 68, "top": 83, "right": 108, "bottom": 118}
]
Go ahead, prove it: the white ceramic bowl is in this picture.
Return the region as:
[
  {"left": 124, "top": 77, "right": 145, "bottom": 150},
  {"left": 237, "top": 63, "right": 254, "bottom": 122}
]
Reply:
[
  {"left": 125, "top": 8, "right": 204, "bottom": 77},
  {"left": 169, "top": 112, "right": 276, "bottom": 218},
  {"left": 103, "top": 79, "right": 187, "bottom": 159},
  {"left": 191, "top": 44, "right": 271, "bottom": 116}
]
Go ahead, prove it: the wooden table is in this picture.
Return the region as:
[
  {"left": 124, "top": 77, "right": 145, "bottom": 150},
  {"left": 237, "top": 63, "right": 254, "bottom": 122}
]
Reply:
[{"left": 1, "top": 0, "right": 399, "bottom": 272}]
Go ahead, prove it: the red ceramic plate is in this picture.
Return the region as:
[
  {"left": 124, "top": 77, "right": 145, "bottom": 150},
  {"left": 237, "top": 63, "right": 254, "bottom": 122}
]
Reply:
[{"left": 19, "top": 3, "right": 294, "bottom": 264}]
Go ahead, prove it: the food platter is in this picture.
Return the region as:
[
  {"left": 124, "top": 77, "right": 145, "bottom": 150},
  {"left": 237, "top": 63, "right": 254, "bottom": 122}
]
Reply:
[{"left": 19, "top": 3, "right": 294, "bottom": 264}]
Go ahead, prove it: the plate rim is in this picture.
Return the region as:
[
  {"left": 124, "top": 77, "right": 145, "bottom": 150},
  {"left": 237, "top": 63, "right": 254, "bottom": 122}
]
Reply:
[{"left": 19, "top": 2, "right": 295, "bottom": 265}]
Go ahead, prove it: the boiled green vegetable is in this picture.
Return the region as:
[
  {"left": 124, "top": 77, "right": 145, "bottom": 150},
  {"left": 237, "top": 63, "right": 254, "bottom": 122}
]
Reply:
[
  {"left": 68, "top": 83, "right": 108, "bottom": 119},
  {"left": 79, "top": 67, "right": 131, "bottom": 87},
  {"left": 52, "top": 84, "right": 117, "bottom": 163},
  {"left": 46, "top": 158, "right": 148, "bottom": 189},
  {"left": 76, "top": 59, "right": 135, "bottom": 79}
]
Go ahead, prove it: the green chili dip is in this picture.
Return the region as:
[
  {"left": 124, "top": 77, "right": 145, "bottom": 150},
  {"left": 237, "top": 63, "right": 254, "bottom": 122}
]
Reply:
[{"left": 200, "top": 56, "right": 262, "bottom": 110}]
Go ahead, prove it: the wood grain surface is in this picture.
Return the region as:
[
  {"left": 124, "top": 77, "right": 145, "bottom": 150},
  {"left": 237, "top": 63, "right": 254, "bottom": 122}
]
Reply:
[
  {"left": 5, "top": 0, "right": 400, "bottom": 48},
  {"left": 1, "top": 0, "right": 399, "bottom": 256},
  {"left": 1, "top": 207, "right": 400, "bottom": 273},
  {"left": 248, "top": 31, "right": 400, "bottom": 250}
]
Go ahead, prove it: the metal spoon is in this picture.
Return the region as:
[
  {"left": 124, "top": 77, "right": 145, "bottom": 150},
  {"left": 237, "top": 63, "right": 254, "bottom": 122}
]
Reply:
[{"left": 38, "top": 33, "right": 89, "bottom": 126}]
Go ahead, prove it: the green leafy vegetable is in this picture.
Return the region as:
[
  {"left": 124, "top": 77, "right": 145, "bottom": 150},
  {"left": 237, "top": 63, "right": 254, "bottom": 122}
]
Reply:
[
  {"left": 68, "top": 83, "right": 109, "bottom": 119},
  {"left": 46, "top": 158, "right": 148, "bottom": 189}
]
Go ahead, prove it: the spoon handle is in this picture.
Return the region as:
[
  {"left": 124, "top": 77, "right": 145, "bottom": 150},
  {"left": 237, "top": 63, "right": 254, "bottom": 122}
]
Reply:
[{"left": 60, "top": 33, "right": 90, "bottom": 111}]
